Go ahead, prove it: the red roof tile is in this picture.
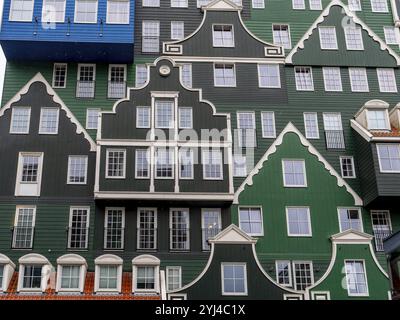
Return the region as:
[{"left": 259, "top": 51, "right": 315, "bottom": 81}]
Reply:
[{"left": 371, "top": 126, "right": 400, "bottom": 137}]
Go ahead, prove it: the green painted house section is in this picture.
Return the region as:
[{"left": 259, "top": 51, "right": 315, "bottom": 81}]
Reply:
[
  {"left": 160, "top": 259, "right": 208, "bottom": 287},
  {"left": 310, "top": 243, "right": 390, "bottom": 300}
]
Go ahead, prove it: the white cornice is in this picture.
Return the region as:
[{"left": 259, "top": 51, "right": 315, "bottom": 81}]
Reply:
[
  {"left": 208, "top": 224, "right": 257, "bottom": 244},
  {"left": 19, "top": 253, "right": 50, "bottom": 265},
  {"left": 202, "top": 0, "right": 242, "bottom": 11},
  {"left": 56, "top": 254, "right": 87, "bottom": 266},
  {"left": 95, "top": 191, "right": 234, "bottom": 201},
  {"left": 331, "top": 229, "right": 373, "bottom": 244},
  {"left": 94, "top": 254, "right": 123, "bottom": 265},
  {"left": 234, "top": 122, "right": 363, "bottom": 206}
]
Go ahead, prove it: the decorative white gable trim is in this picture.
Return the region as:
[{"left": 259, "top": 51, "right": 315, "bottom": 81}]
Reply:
[
  {"left": 202, "top": 0, "right": 242, "bottom": 11},
  {"left": 286, "top": 0, "right": 400, "bottom": 65},
  {"left": 94, "top": 254, "right": 123, "bottom": 265},
  {"left": 331, "top": 229, "right": 373, "bottom": 244},
  {"left": 208, "top": 224, "right": 257, "bottom": 244},
  {"left": 132, "top": 254, "right": 160, "bottom": 266},
  {"left": 56, "top": 254, "right": 87, "bottom": 266},
  {"left": 0, "top": 73, "right": 96, "bottom": 151},
  {"left": 234, "top": 122, "right": 363, "bottom": 205}
]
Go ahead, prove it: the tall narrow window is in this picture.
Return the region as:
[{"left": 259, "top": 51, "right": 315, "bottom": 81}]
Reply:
[
  {"left": 340, "top": 156, "right": 356, "bottom": 178},
  {"left": 137, "top": 208, "right": 157, "bottom": 250},
  {"left": 76, "top": 64, "right": 96, "bottom": 98},
  {"left": 155, "top": 100, "right": 174, "bottom": 129},
  {"left": 237, "top": 112, "right": 256, "bottom": 148},
  {"left": 272, "top": 25, "right": 291, "bottom": 49},
  {"left": 135, "top": 149, "right": 150, "bottom": 179},
  {"left": 106, "top": 149, "right": 126, "bottom": 178},
  {"left": 104, "top": 208, "right": 125, "bottom": 249},
  {"left": 371, "top": 210, "right": 392, "bottom": 252},
  {"left": 258, "top": 64, "right": 281, "bottom": 88},
  {"left": 136, "top": 106, "right": 150, "bottom": 129},
  {"left": 377, "top": 68, "right": 397, "bottom": 93},
  {"left": 155, "top": 148, "right": 174, "bottom": 179},
  {"left": 68, "top": 207, "right": 89, "bottom": 249},
  {"left": 239, "top": 207, "right": 263, "bottom": 236},
  {"left": 166, "top": 266, "right": 181, "bottom": 291},
  {"left": 276, "top": 261, "right": 292, "bottom": 286},
  {"left": 348, "top": 0, "right": 361, "bottom": 11},
  {"left": 222, "top": 263, "right": 247, "bottom": 295},
  {"left": 181, "top": 64, "right": 192, "bottom": 88},
  {"left": 67, "top": 156, "right": 88, "bottom": 184},
  {"left": 201, "top": 209, "right": 221, "bottom": 250},
  {"left": 214, "top": 64, "right": 236, "bottom": 87},
  {"left": 39, "top": 108, "right": 59, "bottom": 134},
  {"left": 319, "top": 27, "right": 338, "bottom": 50},
  {"left": 303, "top": 112, "right": 319, "bottom": 139},
  {"left": 345, "top": 260, "right": 368, "bottom": 296},
  {"left": 106, "top": 0, "right": 129, "bottom": 24},
  {"left": 344, "top": 27, "right": 364, "bottom": 50},
  {"left": 323, "top": 67, "right": 342, "bottom": 92},
  {"left": 86, "top": 108, "right": 100, "bottom": 129},
  {"left": 108, "top": 65, "right": 126, "bottom": 99},
  {"left": 261, "top": 111, "right": 276, "bottom": 138},
  {"left": 170, "top": 209, "right": 190, "bottom": 250},
  {"left": 10, "top": 107, "right": 31, "bottom": 134},
  {"left": 202, "top": 149, "right": 223, "bottom": 180},
  {"left": 142, "top": 21, "right": 160, "bottom": 53},
  {"left": 294, "top": 67, "right": 314, "bottom": 91},
  {"left": 323, "top": 113, "right": 345, "bottom": 149},
  {"left": 376, "top": 144, "right": 400, "bottom": 172},
  {"left": 9, "top": 0, "right": 34, "bottom": 21},
  {"left": 171, "top": 21, "right": 184, "bottom": 40},
  {"left": 282, "top": 160, "right": 307, "bottom": 187},
  {"left": 213, "top": 25, "right": 234, "bottom": 47},
  {"left": 52, "top": 63, "right": 67, "bottom": 88},
  {"left": 293, "top": 262, "right": 313, "bottom": 291},
  {"left": 13, "top": 206, "right": 36, "bottom": 249},
  {"left": 370, "top": 0, "right": 388, "bottom": 12},
  {"left": 178, "top": 107, "right": 192, "bottom": 129},
  {"left": 15, "top": 153, "right": 43, "bottom": 197},
  {"left": 74, "top": 0, "right": 98, "bottom": 23},
  {"left": 179, "top": 148, "right": 194, "bottom": 179},
  {"left": 233, "top": 154, "right": 247, "bottom": 177},
  {"left": 135, "top": 65, "right": 148, "bottom": 87},
  {"left": 286, "top": 207, "right": 312, "bottom": 236},
  {"left": 42, "top": 0, "right": 66, "bottom": 23},
  {"left": 349, "top": 68, "right": 369, "bottom": 92},
  {"left": 338, "top": 208, "right": 363, "bottom": 232}
]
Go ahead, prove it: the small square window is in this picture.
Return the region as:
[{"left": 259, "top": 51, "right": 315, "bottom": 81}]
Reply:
[
  {"left": 367, "top": 109, "right": 389, "bottom": 130},
  {"left": 214, "top": 64, "right": 236, "bottom": 87},
  {"left": 239, "top": 207, "right": 263, "bottom": 236},
  {"left": 348, "top": 0, "right": 362, "bottom": 11},
  {"left": 258, "top": 64, "right": 281, "bottom": 88},
  {"left": 221, "top": 263, "right": 247, "bottom": 296},
  {"left": 213, "top": 25, "right": 234, "bottom": 47},
  {"left": 292, "top": 0, "right": 305, "bottom": 9},
  {"left": 282, "top": 160, "right": 307, "bottom": 187},
  {"left": 309, "top": 0, "right": 322, "bottom": 10},
  {"left": 286, "top": 207, "right": 312, "bottom": 236}
]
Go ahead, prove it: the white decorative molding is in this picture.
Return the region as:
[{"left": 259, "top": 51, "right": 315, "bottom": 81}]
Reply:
[
  {"left": 18, "top": 253, "right": 51, "bottom": 265},
  {"left": 0, "top": 73, "right": 96, "bottom": 151},
  {"left": 94, "top": 191, "right": 234, "bottom": 200},
  {"left": 234, "top": 122, "right": 363, "bottom": 206},
  {"left": 94, "top": 254, "right": 123, "bottom": 265},
  {"left": 209, "top": 224, "right": 257, "bottom": 244},
  {"left": 202, "top": 0, "right": 242, "bottom": 11},
  {"left": 286, "top": 0, "right": 400, "bottom": 65},
  {"left": 0, "top": 253, "right": 16, "bottom": 268},
  {"left": 56, "top": 254, "right": 87, "bottom": 266},
  {"left": 132, "top": 254, "right": 160, "bottom": 266},
  {"left": 331, "top": 229, "right": 374, "bottom": 244}
]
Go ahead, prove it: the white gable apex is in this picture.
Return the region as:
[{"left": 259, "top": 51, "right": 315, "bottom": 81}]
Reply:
[
  {"left": 209, "top": 224, "right": 257, "bottom": 244},
  {"left": 331, "top": 229, "right": 373, "bottom": 244},
  {"left": 203, "top": 0, "right": 242, "bottom": 11}
]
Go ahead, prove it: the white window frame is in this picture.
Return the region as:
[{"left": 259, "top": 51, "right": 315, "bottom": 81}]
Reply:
[
  {"left": 252, "top": 0, "right": 265, "bottom": 9},
  {"left": 104, "top": 207, "right": 126, "bottom": 250},
  {"left": 17, "top": 264, "right": 46, "bottom": 292},
  {"left": 86, "top": 108, "right": 100, "bottom": 130},
  {"left": 303, "top": 112, "right": 319, "bottom": 139},
  {"left": 142, "top": 20, "right": 160, "bottom": 53},
  {"left": 133, "top": 264, "right": 160, "bottom": 293},
  {"left": 237, "top": 111, "right": 256, "bottom": 147},
  {"left": 142, "top": 0, "right": 159, "bottom": 7},
  {"left": 135, "top": 149, "right": 150, "bottom": 179},
  {"left": 171, "top": 21, "right": 185, "bottom": 40},
  {"left": 344, "top": 26, "right": 364, "bottom": 51},
  {"left": 9, "top": 0, "right": 34, "bottom": 22},
  {"left": 213, "top": 63, "right": 236, "bottom": 87},
  {"left": 285, "top": 207, "right": 312, "bottom": 237},
  {"left": 136, "top": 106, "right": 150, "bottom": 129},
  {"left": 221, "top": 263, "right": 248, "bottom": 296},
  {"left": 39, "top": 107, "right": 60, "bottom": 135},
  {"left": 383, "top": 26, "right": 399, "bottom": 45},
  {"left": 155, "top": 148, "right": 175, "bottom": 179},
  {"left": 275, "top": 260, "right": 292, "bottom": 287},
  {"left": 292, "top": 0, "right": 305, "bottom": 9},
  {"left": 136, "top": 207, "right": 158, "bottom": 250},
  {"left": 135, "top": 65, "right": 148, "bottom": 87},
  {"left": 166, "top": 266, "right": 182, "bottom": 291},
  {"left": 106, "top": 0, "right": 130, "bottom": 24},
  {"left": 56, "top": 260, "right": 87, "bottom": 293},
  {"left": 337, "top": 207, "right": 364, "bottom": 232},
  {"left": 340, "top": 156, "right": 356, "bottom": 179},
  {"left": 171, "top": 0, "right": 188, "bottom": 8},
  {"left": 212, "top": 24, "right": 235, "bottom": 48},
  {"left": 94, "top": 256, "right": 123, "bottom": 293},
  {"left": 318, "top": 26, "right": 338, "bottom": 50},
  {"left": 15, "top": 152, "right": 44, "bottom": 197},
  {"left": 180, "top": 63, "right": 192, "bottom": 88},
  {"left": 282, "top": 159, "right": 307, "bottom": 188},
  {"left": 294, "top": 66, "right": 314, "bottom": 91},
  {"left": 67, "top": 207, "right": 90, "bottom": 249},
  {"left": 322, "top": 67, "right": 343, "bottom": 92},
  {"left": 201, "top": 208, "right": 222, "bottom": 251},
  {"left": 349, "top": 68, "right": 369, "bottom": 92},
  {"left": 366, "top": 109, "right": 390, "bottom": 130},
  {"left": 105, "top": 149, "right": 126, "bottom": 179},
  {"left": 309, "top": 0, "right": 322, "bottom": 10},
  {"left": 272, "top": 24, "right": 292, "bottom": 50},
  {"left": 179, "top": 148, "right": 194, "bottom": 180},
  {"left": 377, "top": 68, "right": 398, "bottom": 93},
  {"left": 52, "top": 63, "right": 68, "bottom": 88},
  {"left": 258, "top": 64, "right": 281, "bottom": 88},
  {"left": 67, "top": 155, "right": 88, "bottom": 185},
  {"left": 344, "top": 260, "right": 369, "bottom": 297},
  {"left": 169, "top": 208, "right": 190, "bottom": 251},
  {"left": 292, "top": 261, "right": 314, "bottom": 291},
  {"left": 370, "top": 0, "right": 388, "bottom": 13},
  {"left": 10, "top": 107, "right": 31, "bottom": 134},
  {"left": 42, "top": 0, "right": 66, "bottom": 23},
  {"left": 155, "top": 100, "right": 174, "bottom": 129},
  {"left": 238, "top": 206, "right": 264, "bottom": 237},
  {"left": 348, "top": 0, "right": 362, "bottom": 11},
  {"left": 202, "top": 149, "right": 223, "bottom": 180},
  {"left": 233, "top": 154, "right": 247, "bottom": 177},
  {"left": 13, "top": 205, "right": 36, "bottom": 249},
  {"left": 74, "top": 0, "right": 98, "bottom": 23},
  {"left": 178, "top": 107, "right": 193, "bottom": 129},
  {"left": 261, "top": 111, "right": 276, "bottom": 138},
  {"left": 376, "top": 144, "right": 400, "bottom": 173}
]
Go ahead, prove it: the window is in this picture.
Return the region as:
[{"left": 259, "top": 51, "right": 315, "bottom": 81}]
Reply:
[
  {"left": 15, "top": 153, "right": 43, "bottom": 197},
  {"left": 179, "top": 148, "right": 193, "bottom": 179},
  {"left": 286, "top": 207, "right": 312, "bottom": 236},
  {"left": 319, "top": 27, "right": 338, "bottom": 50},
  {"left": 68, "top": 207, "right": 89, "bottom": 249},
  {"left": 155, "top": 148, "right": 174, "bottom": 178},
  {"left": 282, "top": 160, "right": 307, "bottom": 187},
  {"left": 104, "top": 208, "right": 125, "bottom": 249},
  {"left": 370, "top": 0, "right": 388, "bottom": 12},
  {"left": 338, "top": 208, "right": 363, "bottom": 232},
  {"left": 136, "top": 266, "right": 156, "bottom": 290},
  {"left": 323, "top": 67, "right": 342, "bottom": 92},
  {"left": 98, "top": 265, "right": 119, "bottom": 290},
  {"left": 42, "top": 0, "right": 66, "bottom": 23},
  {"left": 371, "top": 210, "right": 392, "bottom": 251},
  {"left": 21, "top": 265, "right": 42, "bottom": 290},
  {"left": 233, "top": 154, "right": 247, "bottom": 177},
  {"left": 67, "top": 156, "right": 88, "bottom": 184},
  {"left": 197, "top": 0, "right": 211, "bottom": 7},
  {"left": 367, "top": 109, "right": 389, "bottom": 130},
  {"left": 345, "top": 260, "right": 368, "bottom": 296},
  {"left": 74, "top": 0, "right": 98, "bottom": 23},
  {"left": 9, "top": 0, "right": 34, "bottom": 21},
  {"left": 292, "top": 0, "right": 305, "bottom": 9},
  {"left": 261, "top": 111, "right": 276, "bottom": 138},
  {"left": 136, "top": 106, "right": 150, "bottom": 128},
  {"left": 76, "top": 64, "right": 95, "bottom": 98},
  {"left": 39, "top": 108, "right": 59, "bottom": 134},
  {"left": 344, "top": 27, "right": 364, "bottom": 50},
  {"left": 239, "top": 207, "right": 263, "bottom": 236},
  {"left": 135, "top": 65, "right": 148, "bottom": 87},
  {"left": 108, "top": 64, "right": 126, "bottom": 98},
  {"left": 181, "top": 64, "right": 192, "bottom": 88},
  {"left": 348, "top": 0, "right": 361, "bottom": 11},
  {"left": 384, "top": 27, "right": 398, "bottom": 45},
  {"left": 59, "top": 266, "right": 81, "bottom": 290},
  {"left": 349, "top": 68, "right": 369, "bottom": 92},
  {"left": 214, "top": 64, "right": 236, "bottom": 87},
  {"left": 166, "top": 266, "right": 181, "bottom": 291},
  {"left": 86, "top": 108, "right": 100, "bottom": 129},
  {"left": 13, "top": 206, "right": 36, "bottom": 249},
  {"left": 178, "top": 107, "right": 192, "bottom": 129},
  {"left": 293, "top": 262, "right": 313, "bottom": 291},
  {"left": 171, "top": 0, "right": 187, "bottom": 7},
  {"left": 237, "top": 112, "right": 256, "bottom": 148},
  {"left": 340, "top": 156, "right": 356, "bottom": 178},
  {"left": 106, "top": 0, "right": 129, "bottom": 24},
  {"left": 258, "top": 64, "right": 281, "bottom": 88},
  {"left": 202, "top": 149, "right": 223, "bottom": 180},
  {"left": 0, "top": 265, "right": 4, "bottom": 291},
  {"left": 106, "top": 149, "right": 126, "bottom": 178},
  {"left": 171, "top": 21, "right": 184, "bottom": 40},
  {"left": 143, "top": 0, "right": 159, "bottom": 6},
  {"left": 376, "top": 144, "right": 400, "bottom": 172},
  {"left": 135, "top": 149, "right": 150, "bottom": 179},
  {"left": 309, "top": 0, "right": 322, "bottom": 10},
  {"left": 52, "top": 63, "right": 67, "bottom": 88},
  {"left": 276, "top": 261, "right": 292, "bottom": 286},
  {"left": 272, "top": 25, "right": 291, "bottom": 50},
  {"left": 10, "top": 107, "right": 31, "bottom": 134},
  {"left": 303, "top": 112, "right": 319, "bottom": 139},
  {"left": 142, "top": 21, "right": 160, "bottom": 53},
  {"left": 252, "top": 0, "right": 264, "bottom": 9},
  {"left": 213, "top": 25, "right": 234, "bottom": 47},
  {"left": 294, "top": 67, "right": 314, "bottom": 91},
  {"left": 170, "top": 209, "right": 190, "bottom": 250},
  {"left": 221, "top": 263, "right": 247, "bottom": 295},
  {"left": 137, "top": 208, "right": 157, "bottom": 250},
  {"left": 323, "top": 113, "right": 345, "bottom": 149},
  {"left": 201, "top": 209, "right": 221, "bottom": 250},
  {"left": 377, "top": 68, "right": 397, "bottom": 93},
  {"left": 155, "top": 100, "right": 174, "bottom": 129}
]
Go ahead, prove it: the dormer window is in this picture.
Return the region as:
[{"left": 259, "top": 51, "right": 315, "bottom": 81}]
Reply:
[
  {"left": 367, "top": 109, "right": 390, "bottom": 130},
  {"left": 17, "top": 254, "right": 52, "bottom": 293},
  {"left": 213, "top": 25, "right": 234, "bottom": 48}
]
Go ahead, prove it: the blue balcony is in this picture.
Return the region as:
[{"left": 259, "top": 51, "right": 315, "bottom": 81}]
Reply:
[{"left": 0, "top": 0, "right": 135, "bottom": 62}]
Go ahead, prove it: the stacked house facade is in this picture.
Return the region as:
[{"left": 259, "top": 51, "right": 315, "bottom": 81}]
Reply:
[{"left": 0, "top": 0, "right": 400, "bottom": 300}]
